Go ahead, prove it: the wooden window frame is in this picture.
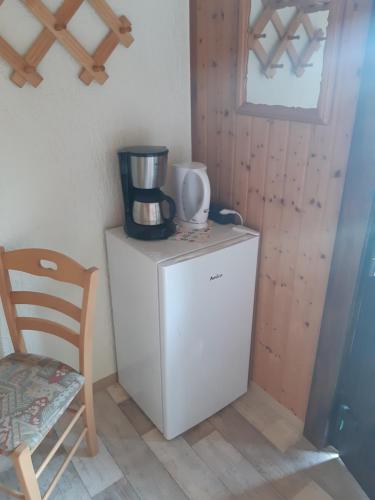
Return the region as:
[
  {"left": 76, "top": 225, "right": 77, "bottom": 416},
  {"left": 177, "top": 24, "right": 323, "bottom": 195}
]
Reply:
[{"left": 236, "top": 0, "right": 345, "bottom": 124}]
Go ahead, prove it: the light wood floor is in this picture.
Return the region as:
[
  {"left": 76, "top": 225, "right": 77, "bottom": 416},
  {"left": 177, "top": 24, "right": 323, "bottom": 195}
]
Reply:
[{"left": 0, "top": 383, "right": 368, "bottom": 499}]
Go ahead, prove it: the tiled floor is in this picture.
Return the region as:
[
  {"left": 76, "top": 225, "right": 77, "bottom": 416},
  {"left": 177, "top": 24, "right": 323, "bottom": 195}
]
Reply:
[{"left": 0, "top": 383, "right": 369, "bottom": 499}]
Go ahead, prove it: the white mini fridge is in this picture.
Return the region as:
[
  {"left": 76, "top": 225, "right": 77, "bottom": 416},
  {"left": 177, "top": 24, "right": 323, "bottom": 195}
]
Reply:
[{"left": 106, "top": 223, "right": 259, "bottom": 439}]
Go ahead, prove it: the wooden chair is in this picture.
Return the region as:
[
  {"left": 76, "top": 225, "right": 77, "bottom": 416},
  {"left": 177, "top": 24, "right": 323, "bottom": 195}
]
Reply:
[{"left": 0, "top": 247, "right": 99, "bottom": 500}]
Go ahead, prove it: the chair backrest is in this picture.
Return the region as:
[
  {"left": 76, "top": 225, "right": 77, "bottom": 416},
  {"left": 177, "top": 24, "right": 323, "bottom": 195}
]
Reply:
[{"left": 0, "top": 247, "right": 98, "bottom": 378}]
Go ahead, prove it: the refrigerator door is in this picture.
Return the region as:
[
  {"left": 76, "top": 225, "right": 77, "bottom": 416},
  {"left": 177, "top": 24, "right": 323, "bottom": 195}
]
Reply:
[{"left": 159, "top": 236, "right": 259, "bottom": 439}]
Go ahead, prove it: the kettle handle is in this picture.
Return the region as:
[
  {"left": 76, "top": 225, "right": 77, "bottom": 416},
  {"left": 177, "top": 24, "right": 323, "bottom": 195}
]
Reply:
[
  {"left": 161, "top": 194, "right": 176, "bottom": 223},
  {"left": 191, "top": 168, "right": 211, "bottom": 220}
]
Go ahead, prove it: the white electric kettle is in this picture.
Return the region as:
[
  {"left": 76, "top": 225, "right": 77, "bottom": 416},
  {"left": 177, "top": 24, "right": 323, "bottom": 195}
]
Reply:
[{"left": 173, "top": 162, "right": 211, "bottom": 229}]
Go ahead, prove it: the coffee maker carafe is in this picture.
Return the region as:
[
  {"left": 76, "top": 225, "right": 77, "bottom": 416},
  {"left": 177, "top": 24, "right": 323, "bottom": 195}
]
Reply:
[{"left": 119, "top": 146, "right": 176, "bottom": 240}]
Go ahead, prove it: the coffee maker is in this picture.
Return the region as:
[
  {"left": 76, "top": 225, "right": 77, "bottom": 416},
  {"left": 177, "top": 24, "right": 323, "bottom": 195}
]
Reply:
[{"left": 118, "top": 146, "right": 176, "bottom": 240}]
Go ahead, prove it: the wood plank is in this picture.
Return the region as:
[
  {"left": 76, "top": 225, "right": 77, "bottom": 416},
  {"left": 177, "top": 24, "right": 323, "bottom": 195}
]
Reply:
[
  {"left": 94, "top": 373, "right": 118, "bottom": 393},
  {"left": 54, "top": 414, "right": 123, "bottom": 498},
  {"left": 0, "top": 37, "right": 43, "bottom": 87},
  {"left": 215, "top": 0, "right": 238, "bottom": 206},
  {"left": 0, "top": 247, "right": 26, "bottom": 353},
  {"left": 3, "top": 248, "right": 86, "bottom": 286},
  {"left": 291, "top": 481, "right": 332, "bottom": 500},
  {"left": 89, "top": 0, "right": 134, "bottom": 47},
  {"left": 264, "top": 11, "right": 305, "bottom": 78},
  {"left": 268, "top": 6, "right": 299, "bottom": 71},
  {"left": 210, "top": 406, "right": 311, "bottom": 499},
  {"left": 205, "top": 0, "right": 222, "bottom": 200},
  {"left": 16, "top": 317, "right": 79, "bottom": 348},
  {"left": 119, "top": 399, "right": 155, "bottom": 436},
  {"left": 279, "top": 122, "right": 334, "bottom": 418},
  {"left": 23, "top": 0, "right": 108, "bottom": 85},
  {"left": 307, "top": 457, "right": 369, "bottom": 500},
  {"left": 0, "top": 444, "right": 129, "bottom": 500},
  {"left": 93, "top": 479, "right": 140, "bottom": 500},
  {"left": 270, "top": 122, "right": 311, "bottom": 407},
  {"left": 143, "top": 428, "right": 232, "bottom": 500},
  {"left": 231, "top": 115, "right": 253, "bottom": 218},
  {"left": 245, "top": 117, "right": 270, "bottom": 230},
  {"left": 34, "top": 430, "right": 91, "bottom": 500},
  {"left": 106, "top": 383, "right": 129, "bottom": 404},
  {"left": 10, "top": 0, "right": 85, "bottom": 87},
  {"left": 251, "top": 120, "right": 290, "bottom": 388},
  {"left": 235, "top": 383, "right": 303, "bottom": 431},
  {"left": 94, "top": 391, "right": 188, "bottom": 500},
  {"left": 43, "top": 428, "right": 88, "bottom": 500},
  {"left": 79, "top": 19, "right": 130, "bottom": 86},
  {"left": 191, "top": 0, "right": 208, "bottom": 165},
  {"left": 234, "top": 383, "right": 303, "bottom": 452},
  {"left": 193, "top": 430, "right": 283, "bottom": 499},
  {"left": 36, "top": 406, "right": 86, "bottom": 479},
  {"left": 11, "top": 292, "right": 81, "bottom": 322},
  {"left": 253, "top": 122, "right": 311, "bottom": 405},
  {"left": 183, "top": 420, "right": 215, "bottom": 446}
]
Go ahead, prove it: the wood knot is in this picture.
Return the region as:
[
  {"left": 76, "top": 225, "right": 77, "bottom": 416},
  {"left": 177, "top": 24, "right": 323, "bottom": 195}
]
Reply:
[
  {"left": 54, "top": 23, "right": 66, "bottom": 31},
  {"left": 119, "top": 25, "right": 131, "bottom": 34},
  {"left": 93, "top": 65, "right": 105, "bottom": 72},
  {"left": 23, "top": 65, "right": 35, "bottom": 74}
]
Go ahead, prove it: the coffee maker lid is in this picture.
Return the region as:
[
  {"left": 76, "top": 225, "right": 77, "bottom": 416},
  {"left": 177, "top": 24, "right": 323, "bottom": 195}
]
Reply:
[{"left": 118, "top": 146, "right": 169, "bottom": 157}]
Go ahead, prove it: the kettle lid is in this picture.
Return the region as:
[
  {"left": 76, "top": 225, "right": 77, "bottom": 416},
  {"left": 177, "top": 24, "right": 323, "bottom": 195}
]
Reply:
[{"left": 174, "top": 161, "right": 207, "bottom": 170}]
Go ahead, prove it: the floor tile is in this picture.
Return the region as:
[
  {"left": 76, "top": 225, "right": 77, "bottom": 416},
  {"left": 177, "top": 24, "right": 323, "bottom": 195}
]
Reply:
[
  {"left": 119, "top": 399, "right": 155, "bottom": 436},
  {"left": 106, "top": 383, "right": 129, "bottom": 404},
  {"left": 210, "top": 406, "right": 310, "bottom": 499},
  {"left": 93, "top": 478, "right": 140, "bottom": 500},
  {"left": 143, "top": 428, "right": 231, "bottom": 500},
  {"left": 54, "top": 414, "right": 123, "bottom": 497},
  {"left": 95, "top": 391, "right": 188, "bottom": 500},
  {"left": 262, "top": 418, "right": 303, "bottom": 454},
  {"left": 193, "top": 430, "right": 282, "bottom": 499},
  {"left": 35, "top": 431, "right": 91, "bottom": 500},
  {"left": 234, "top": 383, "right": 303, "bottom": 452},
  {"left": 307, "top": 458, "right": 369, "bottom": 500},
  {"left": 184, "top": 420, "right": 215, "bottom": 446},
  {"left": 292, "top": 481, "right": 333, "bottom": 500}
]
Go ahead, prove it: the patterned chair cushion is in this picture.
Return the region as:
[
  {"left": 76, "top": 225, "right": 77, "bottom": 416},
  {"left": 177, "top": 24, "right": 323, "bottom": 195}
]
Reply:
[{"left": 0, "top": 353, "right": 84, "bottom": 454}]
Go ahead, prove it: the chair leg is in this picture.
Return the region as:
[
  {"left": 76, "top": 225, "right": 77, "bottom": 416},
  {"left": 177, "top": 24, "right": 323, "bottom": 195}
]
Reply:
[
  {"left": 82, "top": 382, "right": 98, "bottom": 456},
  {"left": 12, "top": 444, "right": 41, "bottom": 500}
]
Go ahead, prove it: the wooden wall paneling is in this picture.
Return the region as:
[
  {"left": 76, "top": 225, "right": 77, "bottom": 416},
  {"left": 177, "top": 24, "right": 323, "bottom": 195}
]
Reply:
[
  {"left": 279, "top": 124, "right": 334, "bottom": 417},
  {"left": 190, "top": 0, "right": 371, "bottom": 419},
  {"left": 190, "top": 0, "right": 208, "bottom": 166},
  {"left": 251, "top": 120, "right": 290, "bottom": 386},
  {"left": 254, "top": 123, "right": 312, "bottom": 403},
  {"left": 212, "top": 1, "right": 238, "bottom": 206},
  {"left": 205, "top": 0, "right": 222, "bottom": 200},
  {"left": 245, "top": 118, "right": 270, "bottom": 230},
  {"left": 232, "top": 115, "right": 253, "bottom": 217}
]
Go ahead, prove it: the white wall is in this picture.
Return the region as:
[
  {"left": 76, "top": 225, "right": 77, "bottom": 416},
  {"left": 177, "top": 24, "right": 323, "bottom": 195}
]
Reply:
[{"left": 0, "top": 0, "right": 191, "bottom": 381}]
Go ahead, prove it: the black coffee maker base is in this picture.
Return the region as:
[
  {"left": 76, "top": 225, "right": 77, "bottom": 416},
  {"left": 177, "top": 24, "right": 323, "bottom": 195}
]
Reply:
[{"left": 124, "top": 221, "right": 176, "bottom": 241}]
